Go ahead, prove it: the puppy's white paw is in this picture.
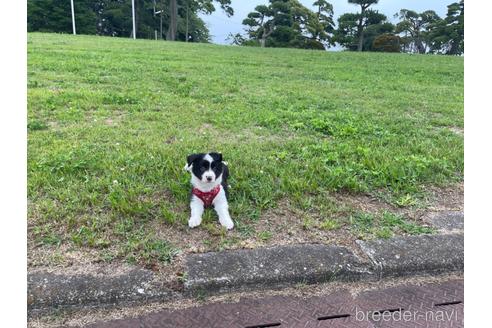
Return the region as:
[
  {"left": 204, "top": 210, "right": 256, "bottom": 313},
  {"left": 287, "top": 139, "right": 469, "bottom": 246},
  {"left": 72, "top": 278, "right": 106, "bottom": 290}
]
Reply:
[
  {"left": 221, "top": 218, "right": 234, "bottom": 230},
  {"left": 188, "top": 217, "right": 202, "bottom": 228}
]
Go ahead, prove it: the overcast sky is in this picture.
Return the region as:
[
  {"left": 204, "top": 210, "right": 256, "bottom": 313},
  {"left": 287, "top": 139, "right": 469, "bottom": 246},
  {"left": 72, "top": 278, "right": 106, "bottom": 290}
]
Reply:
[{"left": 200, "top": 0, "right": 451, "bottom": 45}]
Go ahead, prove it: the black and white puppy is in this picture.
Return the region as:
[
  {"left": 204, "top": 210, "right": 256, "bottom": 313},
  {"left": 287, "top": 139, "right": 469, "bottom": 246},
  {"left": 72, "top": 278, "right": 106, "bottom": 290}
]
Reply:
[{"left": 184, "top": 152, "right": 234, "bottom": 230}]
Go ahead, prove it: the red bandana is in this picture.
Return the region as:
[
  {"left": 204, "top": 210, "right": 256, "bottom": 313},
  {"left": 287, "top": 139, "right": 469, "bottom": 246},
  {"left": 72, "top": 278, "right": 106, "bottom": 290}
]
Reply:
[{"left": 192, "top": 185, "right": 221, "bottom": 207}]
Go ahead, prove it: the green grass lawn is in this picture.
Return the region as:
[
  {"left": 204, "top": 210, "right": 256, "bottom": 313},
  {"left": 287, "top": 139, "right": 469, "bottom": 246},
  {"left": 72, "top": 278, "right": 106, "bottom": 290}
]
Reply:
[{"left": 27, "top": 33, "right": 463, "bottom": 268}]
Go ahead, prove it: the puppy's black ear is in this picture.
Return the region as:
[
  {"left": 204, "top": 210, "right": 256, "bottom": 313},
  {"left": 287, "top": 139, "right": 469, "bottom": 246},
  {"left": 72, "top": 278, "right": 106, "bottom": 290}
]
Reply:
[
  {"left": 209, "top": 152, "right": 222, "bottom": 162},
  {"left": 187, "top": 153, "right": 200, "bottom": 166}
]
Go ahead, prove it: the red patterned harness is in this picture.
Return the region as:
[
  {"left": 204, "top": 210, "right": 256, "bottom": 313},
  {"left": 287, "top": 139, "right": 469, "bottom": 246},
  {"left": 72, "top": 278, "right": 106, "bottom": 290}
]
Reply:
[{"left": 192, "top": 185, "right": 221, "bottom": 207}]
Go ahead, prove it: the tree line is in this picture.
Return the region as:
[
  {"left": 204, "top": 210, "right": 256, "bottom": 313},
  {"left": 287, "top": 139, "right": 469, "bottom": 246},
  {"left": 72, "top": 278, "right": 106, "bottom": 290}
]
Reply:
[
  {"left": 27, "top": 0, "right": 232, "bottom": 42},
  {"left": 236, "top": 0, "right": 463, "bottom": 54},
  {"left": 27, "top": 0, "right": 463, "bottom": 55}
]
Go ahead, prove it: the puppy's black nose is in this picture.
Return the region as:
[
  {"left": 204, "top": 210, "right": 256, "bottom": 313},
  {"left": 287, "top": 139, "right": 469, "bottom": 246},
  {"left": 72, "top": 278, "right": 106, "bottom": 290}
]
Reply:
[{"left": 206, "top": 176, "right": 212, "bottom": 182}]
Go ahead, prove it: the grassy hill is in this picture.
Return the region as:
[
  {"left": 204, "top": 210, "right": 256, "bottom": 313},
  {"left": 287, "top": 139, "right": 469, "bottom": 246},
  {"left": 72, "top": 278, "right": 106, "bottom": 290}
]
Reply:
[{"left": 27, "top": 33, "right": 463, "bottom": 267}]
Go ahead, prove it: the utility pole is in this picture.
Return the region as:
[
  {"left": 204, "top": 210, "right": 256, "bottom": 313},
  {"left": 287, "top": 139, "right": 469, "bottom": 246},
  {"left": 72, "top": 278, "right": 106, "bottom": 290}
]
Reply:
[
  {"left": 154, "top": 0, "right": 157, "bottom": 40},
  {"left": 132, "top": 0, "right": 136, "bottom": 39},
  {"left": 153, "top": 0, "right": 160, "bottom": 40},
  {"left": 154, "top": 0, "right": 164, "bottom": 40},
  {"left": 186, "top": 1, "right": 189, "bottom": 42},
  {"left": 70, "top": 0, "right": 76, "bottom": 35},
  {"left": 160, "top": 0, "right": 164, "bottom": 40}
]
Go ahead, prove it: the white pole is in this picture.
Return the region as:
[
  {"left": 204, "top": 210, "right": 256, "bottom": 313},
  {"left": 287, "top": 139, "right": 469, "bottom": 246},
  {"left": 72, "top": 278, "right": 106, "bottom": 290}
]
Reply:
[
  {"left": 132, "top": 0, "right": 136, "bottom": 39},
  {"left": 70, "top": 0, "right": 76, "bottom": 35}
]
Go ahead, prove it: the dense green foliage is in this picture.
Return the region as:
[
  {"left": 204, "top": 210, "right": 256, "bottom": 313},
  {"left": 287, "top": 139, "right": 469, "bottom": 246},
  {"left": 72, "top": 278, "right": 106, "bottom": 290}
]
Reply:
[
  {"left": 334, "top": 10, "right": 393, "bottom": 51},
  {"left": 346, "top": 0, "right": 380, "bottom": 51},
  {"left": 28, "top": 33, "right": 463, "bottom": 264},
  {"left": 27, "top": 0, "right": 233, "bottom": 42},
  {"left": 427, "top": 0, "right": 464, "bottom": 55},
  {"left": 242, "top": 0, "right": 335, "bottom": 49},
  {"left": 394, "top": 1, "right": 464, "bottom": 55},
  {"left": 239, "top": 0, "right": 464, "bottom": 54},
  {"left": 27, "top": 0, "right": 98, "bottom": 35},
  {"left": 395, "top": 9, "right": 441, "bottom": 54}
]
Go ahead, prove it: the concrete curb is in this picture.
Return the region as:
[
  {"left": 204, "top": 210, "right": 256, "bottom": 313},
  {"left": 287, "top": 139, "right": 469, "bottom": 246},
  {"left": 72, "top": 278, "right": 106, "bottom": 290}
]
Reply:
[
  {"left": 357, "top": 233, "right": 464, "bottom": 279},
  {"left": 27, "top": 233, "right": 464, "bottom": 312},
  {"left": 27, "top": 268, "right": 178, "bottom": 312},
  {"left": 184, "top": 244, "right": 375, "bottom": 295}
]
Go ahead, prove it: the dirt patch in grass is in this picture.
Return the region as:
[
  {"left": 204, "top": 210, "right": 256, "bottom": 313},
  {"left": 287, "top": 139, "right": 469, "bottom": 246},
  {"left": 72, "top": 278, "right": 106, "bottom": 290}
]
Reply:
[
  {"left": 447, "top": 126, "right": 464, "bottom": 136},
  {"left": 164, "top": 136, "right": 178, "bottom": 144},
  {"left": 28, "top": 243, "right": 101, "bottom": 269},
  {"left": 198, "top": 123, "right": 214, "bottom": 134},
  {"left": 104, "top": 118, "right": 117, "bottom": 126},
  {"left": 426, "top": 182, "right": 463, "bottom": 211},
  {"left": 146, "top": 189, "right": 181, "bottom": 208},
  {"left": 47, "top": 121, "right": 59, "bottom": 130},
  {"left": 198, "top": 123, "right": 298, "bottom": 144},
  {"left": 151, "top": 197, "right": 353, "bottom": 257},
  {"left": 333, "top": 192, "right": 395, "bottom": 215},
  {"left": 334, "top": 182, "right": 463, "bottom": 218},
  {"left": 87, "top": 111, "right": 126, "bottom": 126},
  {"left": 229, "top": 126, "right": 298, "bottom": 143},
  {"left": 152, "top": 221, "right": 213, "bottom": 254},
  {"left": 244, "top": 198, "right": 355, "bottom": 249},
  {"left": 144, "top": 182, "right": 462, "bottom": 260}
]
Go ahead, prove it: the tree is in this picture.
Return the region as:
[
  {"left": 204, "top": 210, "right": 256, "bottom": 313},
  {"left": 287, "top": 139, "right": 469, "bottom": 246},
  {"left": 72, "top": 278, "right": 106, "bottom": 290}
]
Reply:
[
  {"left": 334, "top": 9, "right": 390, "bottom": 51},
  {"left": 242, "top": 0, "right": 302, "bottom": 48},
  {"left": 178, "top": 2, "right": 211, "bottom": 42},
  {"left": 160, "top": 0, "right": 212, "bottom": 41},
  {"left": 243, "top": 4, "right": 274, "bottom": 47},
  {"left": 265, "top": 0, "right": 295, "bottom": 48},
  {"left": 182, "top": 0, "right": 197, "bottom": 42},
  {"left": 242, "top": 0, "right": 333, "bottom": 50},
  {"left": 95, "top": 0, "right": 133, "bottom": 37},
  {"left": 362, "top": 20, "right": 394, "bottom": 51},
  {"left": 269, "top": 0, "right": 310, "bottom": 48},
  {"left": 333, "top": 13, "right": 359, "bottom": 50},
  {"left": 226, "top": 33, "right": 246, "bottom": 45},
  {"left": 167, "top": 0, "right": 178, "bottom": 40},
  {"left": 306, "top": 1, "right": 335, "bottom": 47},
  {"left": 348, "top": 0, "right": 379, "bottom": 51},
  {"left": 427, "top": 0, "right": 464, "bottom": 55},
  {"left": 166, "top": 0, "right": 234, "bottom": 41},
  {"left": 445, "top": 0, "right": 464, "bottom": 54},
  {"left": 395, "top": 9, "right": 441, "bottom": 54}
]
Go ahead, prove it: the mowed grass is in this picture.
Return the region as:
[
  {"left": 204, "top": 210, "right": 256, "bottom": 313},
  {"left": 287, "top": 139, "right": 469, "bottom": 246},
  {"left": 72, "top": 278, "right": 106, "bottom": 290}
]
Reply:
[{"left": 27, "top": 33, "right": 463, "bottom": 267}]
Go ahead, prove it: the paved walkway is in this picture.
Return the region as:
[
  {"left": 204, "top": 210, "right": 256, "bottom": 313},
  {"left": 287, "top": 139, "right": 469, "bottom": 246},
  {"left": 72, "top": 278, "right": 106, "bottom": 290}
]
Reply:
[{"left": 86, "top": 279, "right": 463, "bottom": 328}]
